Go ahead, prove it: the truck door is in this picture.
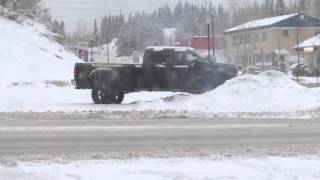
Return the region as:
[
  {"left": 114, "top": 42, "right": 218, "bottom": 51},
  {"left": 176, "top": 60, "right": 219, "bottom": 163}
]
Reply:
[
  {"left": 165, "top": 51, "right": 194, "bottom": 90},
  {"left": 143, "top": 49, "right": 167, "bottom": 90},
  {"left": 178, "top": 52, "right": 210, "bottom": 93}
]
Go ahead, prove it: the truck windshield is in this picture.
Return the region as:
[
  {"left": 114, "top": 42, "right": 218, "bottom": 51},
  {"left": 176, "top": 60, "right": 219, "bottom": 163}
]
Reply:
[{"left": 192, "top": 51, "right": 212, "bottom": 64}]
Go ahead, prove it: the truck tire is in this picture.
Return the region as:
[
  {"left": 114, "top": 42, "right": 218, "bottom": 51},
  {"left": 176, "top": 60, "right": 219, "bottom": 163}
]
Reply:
[
  {"left": 91, "top": 89, "right": 104, "bottom": 104},
  {"left": 113, "top": 92, "right": 125, "bottom": 104},
  {"left": 92, "top": 89, "right": 125, "bottom": 104},
  {"left": 101, "top": 92, "right": 124, "bottom": 104}
]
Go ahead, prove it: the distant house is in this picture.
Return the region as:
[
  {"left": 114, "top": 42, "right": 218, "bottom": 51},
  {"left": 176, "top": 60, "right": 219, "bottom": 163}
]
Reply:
[
  {"left": 294, "top": 34, "right": 320, "bottom": 68},
  {"left": 224, "top": 13, "right": 320, "bottom": 70}
]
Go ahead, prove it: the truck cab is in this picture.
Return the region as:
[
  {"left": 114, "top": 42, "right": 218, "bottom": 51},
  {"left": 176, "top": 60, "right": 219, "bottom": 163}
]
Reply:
[{"left": 143, "top": 46, "right": 236, "bottom": 93}]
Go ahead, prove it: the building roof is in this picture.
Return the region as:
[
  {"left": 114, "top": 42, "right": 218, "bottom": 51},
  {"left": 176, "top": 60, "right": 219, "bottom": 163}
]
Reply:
[
  {"left": 225, "top": 13, "right": 320, "bottom": 34},
  {"left": 294, "top": 34, "right": 320, "bottom": 49}
]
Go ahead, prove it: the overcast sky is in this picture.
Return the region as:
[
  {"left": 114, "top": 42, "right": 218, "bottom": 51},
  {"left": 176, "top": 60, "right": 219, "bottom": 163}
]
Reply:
[{"left": 44, "top": 0, "right": 233, "bottom": 32}]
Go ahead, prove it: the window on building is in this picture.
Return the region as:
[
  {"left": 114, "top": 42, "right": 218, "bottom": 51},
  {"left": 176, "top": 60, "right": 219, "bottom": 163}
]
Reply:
[
  {"left": 233, "top": 36, "right": 237, "bottom": 46},
  {"left": 262, "top": 32, "right": 268, "bottom": 42},
  {"left": 245, "top": 34, "right": 251, "bottom": 44},
  {"left": 255, "top": 33, "right": 259, "bottom": 42},
  {"left": 240, "top": 34, "right": 244, "bottom": 44},
  {"left": 282, "top": 30, "right": 289, "bottom": 37}
]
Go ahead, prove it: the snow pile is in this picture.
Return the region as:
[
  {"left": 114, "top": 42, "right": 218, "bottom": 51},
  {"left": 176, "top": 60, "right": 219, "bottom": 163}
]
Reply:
[
  {"left": 0, "top": 17, "right": 79, "bottom": 86},
  {"left": 1, "top": 157, "right": 320, "bottom": 180},
  {"left": 100, "top": 39, "right": 118, "bottom": 60},
  {"left": 1, "top": 70, "right": 320, "bottom": 114},
  {"left": 162, "top": 28, "right": 177, "bottom": 46},
  {"left": 169, "top": 71, "right": 320, "bottom": 113},
  {"left": 96, "top": 39, "right": 141, "bottom": 64}
]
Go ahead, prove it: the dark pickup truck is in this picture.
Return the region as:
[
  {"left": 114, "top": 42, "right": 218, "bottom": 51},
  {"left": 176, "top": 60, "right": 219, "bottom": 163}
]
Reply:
[{"left": 74, "top": 46, "right": 237, "bottom": 104}]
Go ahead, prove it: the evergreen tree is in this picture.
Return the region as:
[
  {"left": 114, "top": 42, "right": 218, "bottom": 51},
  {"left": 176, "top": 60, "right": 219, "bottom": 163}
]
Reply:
[
  {"left": 93, "top": 19, "right": 99, "bottom": 46},
  {"left": 312, "top": 0, "right": 320, "bottom": 17},
  {"left": 298, "top": 0, "right": 309, "bottom": 12},
  {"left": 0, "top": 0, "right": 43, "bottom": 20},
  {"left": 275, "top": 0, "right": 286, "bottom": 15},
  {"left": 59, "top": 21, "right": 66, "bottom": 37},
  {"left": 51, "top": 20, "right": 60, "bottom": 34}
]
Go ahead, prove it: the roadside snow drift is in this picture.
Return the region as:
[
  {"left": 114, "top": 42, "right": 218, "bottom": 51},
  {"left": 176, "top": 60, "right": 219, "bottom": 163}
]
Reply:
[
  {"left": 1, "top": 157, "right": 320, "bottom": 180},
  {"left": 168, "top": 71, "right": 320, "bottom": 113},
  {"left": 1, "top": 71, "right": 320, "bottom": 114},
  {"left": 0, "top": 17, "right": 79, "bottom": 85}
]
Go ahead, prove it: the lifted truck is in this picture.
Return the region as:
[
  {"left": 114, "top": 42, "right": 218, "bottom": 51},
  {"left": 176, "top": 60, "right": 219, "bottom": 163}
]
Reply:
[{"left": 74, "top": 46, "right": 237, "bottom": 104}]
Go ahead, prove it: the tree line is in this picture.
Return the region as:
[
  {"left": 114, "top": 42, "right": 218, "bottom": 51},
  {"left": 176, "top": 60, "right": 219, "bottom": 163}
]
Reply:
[
  {"left": 0, "top": 0, "right": 66, "bottom": 43},
  {"left": 3, "top": 0, "right": 319, "bottom": 57},
  {"left": 69, "top": 0, "right": 319, "bottom": 57}
]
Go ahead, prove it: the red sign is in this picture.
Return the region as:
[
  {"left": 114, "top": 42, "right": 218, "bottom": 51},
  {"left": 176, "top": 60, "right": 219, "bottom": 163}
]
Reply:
[{"left": 79, "top": 49, "right": 89, "bottom": 62}]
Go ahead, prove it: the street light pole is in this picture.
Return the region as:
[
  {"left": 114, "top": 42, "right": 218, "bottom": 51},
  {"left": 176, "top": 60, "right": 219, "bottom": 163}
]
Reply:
[
  {"left": 211, "top": 15, "right": 215, "bottom": 58},
  {"left": 207, "top": 23, "right": 211, "bottom": 61},
  {"left": 106, "top": 30, "right": 110, "bottom": 64},
  {"left": 90, "top": 39, "right": 93, "bottom": 62},
  {"left": 297, "top": 26, "right": 300, "bottom": 83},
  {"left": 296, "top": 14, "right": 304, "bottom": 83}
]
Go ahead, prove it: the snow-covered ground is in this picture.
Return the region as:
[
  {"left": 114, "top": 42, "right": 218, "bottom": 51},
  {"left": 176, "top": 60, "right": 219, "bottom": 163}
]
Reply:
[
  {"left": 1, "top": 157, "right": 320, "bottom": 180},
  {"left": 1, "top": 71, "right": 320, "bottom": 117},
  {"left": 0, "top": 17, "right": 79, "bottom": 86}
]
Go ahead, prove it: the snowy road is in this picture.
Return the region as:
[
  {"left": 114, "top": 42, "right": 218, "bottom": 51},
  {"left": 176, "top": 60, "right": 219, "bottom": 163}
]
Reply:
[{"left": 1, "top": 116, "right": 320, "bottom": 159}]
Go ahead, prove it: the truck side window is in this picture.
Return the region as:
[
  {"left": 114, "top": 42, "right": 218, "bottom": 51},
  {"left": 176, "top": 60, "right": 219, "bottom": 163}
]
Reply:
[
  {"left": 150, "top": 51, "right": 166, "bottom": 65},
  {"left": 178, "top": 52, "right": 196, "bottom": 65}
]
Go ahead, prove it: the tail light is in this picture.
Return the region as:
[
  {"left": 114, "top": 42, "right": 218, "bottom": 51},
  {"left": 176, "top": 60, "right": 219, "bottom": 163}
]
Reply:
[{"left": 74, "top": 65, "right": 79, "bottom": 78}]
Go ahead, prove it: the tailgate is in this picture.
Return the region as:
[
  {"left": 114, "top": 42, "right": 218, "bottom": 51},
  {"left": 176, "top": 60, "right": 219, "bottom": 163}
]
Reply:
[{"left": 74, "top": 63, "right": 93, "bottom": 89}]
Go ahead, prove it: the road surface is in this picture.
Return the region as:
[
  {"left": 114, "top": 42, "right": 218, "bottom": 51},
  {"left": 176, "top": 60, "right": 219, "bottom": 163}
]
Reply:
[{"left": 0, "top": 114, "right": 319, "bottom": 159}]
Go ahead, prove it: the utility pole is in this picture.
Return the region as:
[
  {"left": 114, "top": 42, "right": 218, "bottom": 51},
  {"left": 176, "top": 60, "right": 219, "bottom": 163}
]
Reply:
[
  {"left": 211, "top": 15, "right": 215, "bottom": 58},
  {"left": 206, "top": 13, "right": 215, "bottom": 61},
  {"left": 207, "top": 23, "right": 211, "bottom": 61},
  {"left": 296, "top": 14, "right": 304, "bottom": 83},
  {"left": 106, "top": 30, "right": 110, "bottom": 64},
  {"left": 90, "top": 39, "right": 93, "bottom": 62},
  {"left": 297, "top": 26, "right": 300, "bottom": 83}
]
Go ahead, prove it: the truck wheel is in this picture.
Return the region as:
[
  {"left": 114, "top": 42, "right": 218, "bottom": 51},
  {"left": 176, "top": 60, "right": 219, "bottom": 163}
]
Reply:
[
  {"left": 113, "top": 92, "right": 125, "bottom": 104},
  {"left": 91, "top": 89, "right": 104, "bottom": 104}
]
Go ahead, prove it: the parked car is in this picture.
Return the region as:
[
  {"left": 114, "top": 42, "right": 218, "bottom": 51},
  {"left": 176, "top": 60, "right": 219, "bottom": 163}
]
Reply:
[
  {"left": 74, "top": 46, "right": 237, "bottom": 104},
  {"left": 289, "top": 63, "right": 318, "bottom": 77}
]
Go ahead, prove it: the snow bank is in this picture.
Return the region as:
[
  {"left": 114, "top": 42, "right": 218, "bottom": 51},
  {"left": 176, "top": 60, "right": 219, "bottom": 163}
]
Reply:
[
  {"left": 99, "top": 39, "right": 119, "bottom": 62},
  {"left": 168, "top": 71, "right": 320, "bottom": 113},
  {"left": 0, "top": 17, "right": 79, "bottom": 86},
  {"left": 1, "top": 71, "right": 320, "bottom": 115},
  {"left": 1, "top": 157, "right": 320, "bottom": 180},
  {"left": 133, "top": 71, "right": 320, "bottom": 113}
]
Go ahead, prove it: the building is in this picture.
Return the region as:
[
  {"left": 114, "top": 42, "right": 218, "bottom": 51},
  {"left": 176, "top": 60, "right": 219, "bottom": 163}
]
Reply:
[
  {"left": 294, "top": 34, "right": 320, "bottom": 68},
  {"left": 225, "top": 13, "right": 320, "bottom": 70}
]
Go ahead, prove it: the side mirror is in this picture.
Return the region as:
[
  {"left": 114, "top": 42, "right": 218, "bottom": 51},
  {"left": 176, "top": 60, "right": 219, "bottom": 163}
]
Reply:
[{"left": 194, "top": 56, "right": 200, "bottom": 62}]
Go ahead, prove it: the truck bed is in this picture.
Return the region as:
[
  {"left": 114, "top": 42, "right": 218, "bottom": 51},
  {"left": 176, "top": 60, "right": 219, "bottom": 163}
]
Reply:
[{"left": 74, "top": 63, "right": 143, "bottom": 89}]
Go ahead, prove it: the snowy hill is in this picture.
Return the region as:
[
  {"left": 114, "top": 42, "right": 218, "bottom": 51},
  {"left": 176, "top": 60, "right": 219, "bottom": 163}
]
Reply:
[{"left": 0, "top": 17, "right": 79, "bottom": 86}]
